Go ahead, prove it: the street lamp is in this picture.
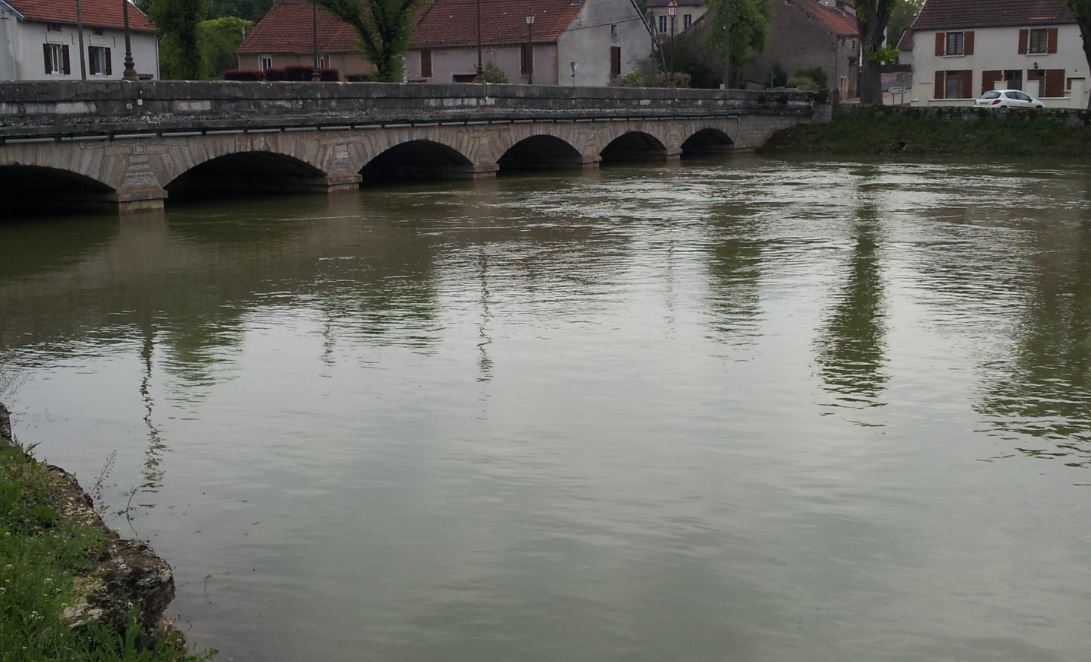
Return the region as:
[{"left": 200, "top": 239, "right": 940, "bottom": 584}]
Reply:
[
  {"left": 666, "top": 0, "right": 677, "bottom": 86},
  {"left": 121, "top": 0, "right": 137, "bottom": 80},
  {"left": 526, "top": 9, "right": 535, "bottom": 84},
  {"left": 475, "top": 0, "right": 483, "bottom": 80},
  {"left": 76, "top": 0, "right": 86, "bottom": 79}
]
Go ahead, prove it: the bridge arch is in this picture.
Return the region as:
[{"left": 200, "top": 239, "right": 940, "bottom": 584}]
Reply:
[
  {"left": 361, "top": 139, "right": 476, "bottom": 181},
  {"left": 498, "top": 134, "right": 584, "bottom": 172},
  {"left": 682, "top": 128, "right": 735, "bottom": 157},
  {"left": 599, "top": 131, "right": 670, "bottom": 164},
  {"left": 164, "top": 150, "right": 331, "bottom": 200},
  {"left": 0, "top": 164, "right": 118, "bottom": 216}
]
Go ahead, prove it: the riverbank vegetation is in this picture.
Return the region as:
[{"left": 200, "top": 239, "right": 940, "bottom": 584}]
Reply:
[
  {"left": 0, "top": 441, "right": 211, "bottom": 661},
  {"left": 761, "top": 106, "right": 1091, "bottom": 157}
]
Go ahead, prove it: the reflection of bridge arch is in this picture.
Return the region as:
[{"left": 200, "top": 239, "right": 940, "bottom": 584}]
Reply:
[{"left": 0, "top": 164, "right": 117, "bottom": 215}]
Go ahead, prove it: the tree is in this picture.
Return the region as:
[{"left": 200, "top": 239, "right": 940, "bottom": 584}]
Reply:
[
  {"left": 886, "top": 0, "right": 922, "bottom": 47},
  {"left": 1063, "top": 0, "right": 1091, "bottom": 109},
  {"left": 207, "top": 0, "right": 276, "bottom": 20},
  {"left": 855, "top": 0, "right": 896, "bottom": 104},
  {"left": 703, "top": 0, "right": 771, "bottom": 87},
  {"left": 146, "top": 0, "right": 209, "bottom": 79},
  {"left": 315, "top": 0, "right": 424, "bottom": 82},
  {"left": 198, "top": 16, "right": 253, "bottom": 79}
]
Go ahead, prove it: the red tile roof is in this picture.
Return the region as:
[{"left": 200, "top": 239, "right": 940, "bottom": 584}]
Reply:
[
  {"left": 897, "top": 29, "right": 913, "bottom": 51},
  {"left": 912, "top": 0, "right": 1076, "bottom": 30},
  {"left": 4, "top": 0, "right": 156, "bottom": 32},
  {"left": 797, "top": 0, "right": 858, "bottom": 37},
  {"left": 237, "top": 0, "right": 360, "bottom": 54},
  {"left": 411, "top": 0, "right": 585, "bottom": 48}
]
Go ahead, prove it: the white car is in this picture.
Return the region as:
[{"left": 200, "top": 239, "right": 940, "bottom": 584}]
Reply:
[{"left": 975, "top": 90, "right": 1046, "bottom": 110}]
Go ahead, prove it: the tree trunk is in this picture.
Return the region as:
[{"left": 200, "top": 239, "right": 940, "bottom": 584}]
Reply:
[
  {"left": 856, "top": 1, "right": 893, "bottom": 105},
  {"left": 1080, "top": 18, "right": 1091, "bottom": 110}
]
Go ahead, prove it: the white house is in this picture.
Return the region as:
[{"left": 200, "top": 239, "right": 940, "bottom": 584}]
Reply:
[
  {"left": 0, "top": 0, "right": 158, "bottom": 81},
  {"left": 907, "top": 0, "right": 1089, "bottom": 108},
  {"left": 408, "top": 0, "right": 655, "bottom": 86},
  {"left": 646, "top": 0, "right": 708, "bottom": 41}
]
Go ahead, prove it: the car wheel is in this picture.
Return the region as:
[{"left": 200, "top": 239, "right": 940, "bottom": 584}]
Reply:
[{"left": 1035, "top": 104, "right": 1044, "bottom": 109}]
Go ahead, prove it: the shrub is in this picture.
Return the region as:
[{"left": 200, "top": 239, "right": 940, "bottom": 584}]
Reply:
[
  {"left": 319, "top": 68, "right": 340, "bottom": 82},
  {"left": 262, "top": 68, "right": 285, "bottom": 81},
  {"left": 787, "top": 75, "right": 818, "bottom": 91},
  {"left": 282, "top": 65, "right": 315, "bottom": 81},
  {"left": 482, "top": 63, "right": 508, "bottom": 84},
  {"left": 795, "top": 66, "right": 828, "bottom": 89},
  {"left": 619, "top": 70, "right": 645, "bottom": 87},
  {"left": 223, "top": 69, "right": 262, "bottom": 81}
]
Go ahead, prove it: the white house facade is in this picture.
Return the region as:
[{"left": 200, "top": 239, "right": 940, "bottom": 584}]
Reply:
[
  {"left": 907, "top": 0, "right": 1088, "bottom": 108},
  {"left": 0, "top": 0, "right": 158, "bottom": 81},
  {"left": 408, "top": 0, "right": 654, "bottom": 86}
]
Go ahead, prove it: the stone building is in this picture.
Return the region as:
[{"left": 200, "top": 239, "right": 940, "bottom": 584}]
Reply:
[
  {"left": 0, "top": 0, "right": 158, "bottom": 81},
  {"left": 906, "top": 0, "right": 1088, "bottom": 108},
  {"left": 407, "top": 0, "right": 655, "bottom": 86},
  {"left": 745, "top": 0, "right": 859, "bottom": 99},
  {"left": 235, "top": 0, "right": 375, "bottom": 79},
  {"left": 646, "top": 0, "right": 708, "bottom": 40}
]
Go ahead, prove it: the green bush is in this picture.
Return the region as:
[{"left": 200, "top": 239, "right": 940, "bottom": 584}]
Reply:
[
  {"left": 483, "top": 63, "right": 508, "bottom": 84},
  {"left": 619, "top": 70, "right": 645, "bottom": 87}
]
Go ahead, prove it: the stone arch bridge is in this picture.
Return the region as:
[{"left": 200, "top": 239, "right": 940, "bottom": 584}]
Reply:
[{"left": 0, "top": 81, "right": 824, "bottom": 213}]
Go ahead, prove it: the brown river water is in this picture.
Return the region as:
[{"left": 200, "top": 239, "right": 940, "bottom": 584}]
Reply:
[{"left": 1, "top": 155, "right": 1090, "bottom": 661}]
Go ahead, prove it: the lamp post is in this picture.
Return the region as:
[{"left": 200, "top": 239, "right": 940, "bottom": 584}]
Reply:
[
  {"left": 666, "top": 0, "right": 676, "bottom": 86},
  {"left": 525, "top": 9, "right": 535, "bottom": 84},
  {"left": 75, "top": 0, "right": 86, "bottom": 79},
  {"left": 475, "top": 0, "right": 483, "bottom": 80},
  {"left": 312, "top": 0, "right": 320, "bottom": 81},
  {"left": 121, "top": 0, "right": 137, "bottom": 80}
]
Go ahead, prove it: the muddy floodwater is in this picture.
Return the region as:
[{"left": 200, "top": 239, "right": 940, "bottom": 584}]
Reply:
[{"left": 2, "top": 155, "right": 1090, "bottom": 661}]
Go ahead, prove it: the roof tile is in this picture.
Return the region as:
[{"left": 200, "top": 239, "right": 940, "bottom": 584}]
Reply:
[
  {"left": 5, "top": 0, "right": 156, "bottom": 32},
  {"left": 912, "top": 0, "right": 1076, "bottom": 30},
  {"left": 237, "top": 0, "right": 360, "bottom": 54},
  {"left": 411, "top": 0, "right": 584, "bottom": 48}
]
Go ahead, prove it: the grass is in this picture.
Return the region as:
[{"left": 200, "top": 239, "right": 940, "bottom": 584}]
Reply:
[
  {"left": 0, "top": 442, "right": 213, "bottom": 661},
  {"left": 761, "top": 106, "right": 1091, "bottom": 158}
]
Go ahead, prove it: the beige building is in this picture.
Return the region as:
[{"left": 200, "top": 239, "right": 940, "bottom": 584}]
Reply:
[
  {"left": 407, "top": 0, "right": 655, "bottom": 86},
  {"left": 646, "top": 0, "right": 708, "bottom": 40},
  {"left": 235, "top": 0, "right": 374, "bottom": 79}
]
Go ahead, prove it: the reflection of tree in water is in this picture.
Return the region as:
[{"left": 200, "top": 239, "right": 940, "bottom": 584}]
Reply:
[
  {"left": 978, "top": 219, "right": 1091, "bottom": 468},
  {"left": 815, "top": 204, "right": 888, "bottom": 409},
  {"left": 703, "top": 204, "right": 764, "bottom": 344},
  {"left": 139, "top": 324, "right": 166, "bottom": 498}
]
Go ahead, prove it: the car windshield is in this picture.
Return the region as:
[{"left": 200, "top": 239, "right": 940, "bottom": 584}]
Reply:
[{"left": 982, "top": 91, "right": 1001, "bottom": 99}]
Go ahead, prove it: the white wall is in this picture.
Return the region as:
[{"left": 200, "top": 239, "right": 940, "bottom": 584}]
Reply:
[
  {"left": 557, "top": 0, "right": 654, "bottom": 86},
  {"left": 2, "top": 18, "right": 158, "bottom": 81},
  {"left": 0, "top": 7, "right": 17, "bottom": 80},
  {"left": 911, "top": 24, "right": 1089, "bottom": 108}
]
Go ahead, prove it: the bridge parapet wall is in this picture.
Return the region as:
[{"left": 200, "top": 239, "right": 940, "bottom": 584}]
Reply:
[{"left": 0, "top": 81, "right": 818, "bottom": 140}]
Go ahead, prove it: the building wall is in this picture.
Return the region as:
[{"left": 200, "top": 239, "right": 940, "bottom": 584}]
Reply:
[
  {"left": 647, "top": 4, "right": 708, "bottom": 40},
  {"left": 407, "top": 44, "right": 560, "bottom": 84},
  {"left": 237, "top": 52, "right": 375, "bottom": 78},
  {"left": 910, "top": 24, "right": 1089, "bottom": 108},
  {"left": 557, "top": 0, "right": 654, "bottom": 86},
  {"left": 746, "top": 0, "right": 858, "bottom": 97},
  {"left": 0, "top": 15, "right": 158, "bottom": 81}
]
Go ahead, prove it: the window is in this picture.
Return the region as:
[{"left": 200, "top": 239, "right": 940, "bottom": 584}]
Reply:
[
  {"left": 1020, "top": 27, "right": 1057, "bottom": 55},
  {"left": 610, "top": 46, "right": 621, "bottom": 79},
  {"left": 935, "top": 31, "right": 974, "bottom": 56},
  {"left": 88, "top": 45, "right": 111, "bottom": 76},
  {"left": 420, "top": 49, "right": 432, "bottom": 78},
  {"left": 945, "top": 32, "right": 964, "bottom": 55},
  {"left": 658, "top": 15, "right": 667, "bottom": 33},
  {"left": 259, "top": 55, "right": 272, "bottom": 71},
  {"left": 92, "top": 28, "right": 104, "bottom": 36},
  {"left": 611, "top": 24, "right": 618, "bottom": 41},
  {"left": 1028, "top": 28, "right": 1048, "bottom": 54},
  {"left": 42, "top": 43, "right": 69, "bottom": 75},
  {"left": 46, "top": 23, "right": 62, "bottom": 32},
  {"left": 683, "top": 14, "right": 692, "bottom": 30},
  {"left": 520, "top": 44, "right": 532, "bottom": 76},
  {"left": 934, "top": 70, "right": 971, "bottom": 99}
]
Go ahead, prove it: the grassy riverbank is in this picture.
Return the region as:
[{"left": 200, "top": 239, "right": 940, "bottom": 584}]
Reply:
[
  {"left": 762, "top": 106, "right": 1091, "bottom": 157},
  {"left": 0, "top": 442, "right": 209, "bottom": 661}
]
